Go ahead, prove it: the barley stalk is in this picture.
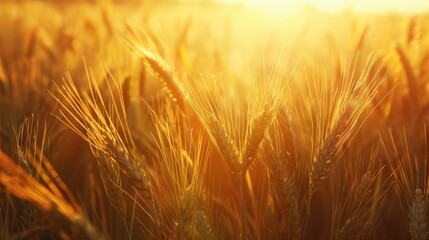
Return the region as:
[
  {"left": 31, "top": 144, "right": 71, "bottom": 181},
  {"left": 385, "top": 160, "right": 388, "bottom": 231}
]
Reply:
[
  {"left": 178, "top": 189, "right": 215, "bottom": 240},
  {"left": 304, "top": 108, "right": 350, "bottom": 240},
  {"left": 0, "top": 150, "right": 104, "bottom": 240},
  {"left": 151, "top": 103, "right": 214, "bottom": 240},
  {"left": 410, "top": 189, "right": 428, "bottom": 240},
  {"left": 265, "top": 115, "right": 301, "bottom": 239},
  {"left": 12, "top": 117, "right": 42, "bottom": 231},
  {"left": 207, "top": 113, "right": 241, "bottom": 174},
  {"left": 145, "top": 53, "right": 183, "bottom": 106},
  {"left": 97, "top": 155, "right": 126, "bottom": 217},
  {"left": 242, "top": 106, "right": 272, "bottom": 170},
  {"left": 310, "top": 105, "right": 352, "bottom": 195},
  {"left": 396, "top": 44, "right": 419, "bottom": 107},
  {"left": 105, "top": 137, "right": 160, "bottom": 238},
  {"left": 131, "top": 41, "right": 184, "bottom": 109},
  {"left": 303, "top": 54, "right": 382, "bottom": 239},
  {"left": 106, "top": 138, "right": 153, "bottom": 200},
  {"left": 383, "top": 128, "right": 429, "bottom": 240},
  {"left": 283, "top": 177, "right": 301, "bottom": 240},
  {"left": 51, "top": 68, "right": 161, "bottom": 237},
  {"left": 337, "top": 172, "right": 373, "bottom": 240}
]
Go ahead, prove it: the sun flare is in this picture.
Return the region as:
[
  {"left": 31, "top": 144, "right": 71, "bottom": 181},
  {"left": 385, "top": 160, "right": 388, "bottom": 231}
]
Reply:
[{"left": 221, "top": 0, "right": 429, "bottom": 13}]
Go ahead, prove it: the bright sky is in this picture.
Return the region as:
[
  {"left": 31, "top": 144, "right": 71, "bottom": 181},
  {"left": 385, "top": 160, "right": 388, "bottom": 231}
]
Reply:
[
  {"left": 307, "top": 0, "right": 429, "bottom": 13},
  {"left": 219, "top": 0, "right": 429, "bottom": 13}
]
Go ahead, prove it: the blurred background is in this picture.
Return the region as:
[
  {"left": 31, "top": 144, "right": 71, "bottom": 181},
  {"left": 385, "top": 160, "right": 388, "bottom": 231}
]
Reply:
[{"left": 1, "top": 0, "right": 429, "bottom": 239}]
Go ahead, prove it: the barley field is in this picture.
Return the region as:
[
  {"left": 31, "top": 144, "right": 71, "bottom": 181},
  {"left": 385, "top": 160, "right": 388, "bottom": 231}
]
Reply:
[{"left": 1, "top": 0, "right": 429, "bottom": 239}]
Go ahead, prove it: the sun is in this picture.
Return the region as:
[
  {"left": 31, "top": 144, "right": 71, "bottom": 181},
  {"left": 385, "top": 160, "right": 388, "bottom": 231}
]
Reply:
[{"left": 303, "top": 0, "right": 351, "bottom": 12}]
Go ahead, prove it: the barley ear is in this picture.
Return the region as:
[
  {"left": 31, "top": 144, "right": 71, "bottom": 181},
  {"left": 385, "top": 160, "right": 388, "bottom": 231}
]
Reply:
[
  {"left": 242, "top": 106, "right": 272, "bottom": 170},
  {"left": 106, "top": 138, "right": 154, "bottom": 201},
  {"left": 141, "top": 49, "right": 184, "bottom": 109},
  {"left": 0, "top": 150, "right": 105, "bottom": 240},
  {"left": 96, "top": 155, "right": 126, "bottom": 217},
  {"left": 410, "top": 189, "right": 429, "bottom": 240},
  {"left": 207, "top": 113, "right": 241, "bottom": 174},
  {"left": 178, "top": 190, "right": 215, "bottom": 240},
  {"left": 283, "top": 177, "right": 301, "bottom": 240},
  {"left": 310, "top": 105, "right": 352, "bottom": 194}
]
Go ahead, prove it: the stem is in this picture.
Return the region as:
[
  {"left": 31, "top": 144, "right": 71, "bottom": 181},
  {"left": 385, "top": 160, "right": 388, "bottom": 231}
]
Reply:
[
  {"left": 139, "top": 193, "right": 161, "bottom": 240},
  {"left": 239, "top": 171, "right": 247, "bottom": 240},
  {"left": 178, "top": 215, "right": 184, "bottom": 240},
  {"left": 150, "top": 199, "right": 161, "bottom": 240},
  {"left": 272, "top": 195, "right": 280, "bottom": 240},
  {"left": 122, "top": 217, "right": 131, "bottom": 240},
  {"left": 302, "top": 192, "right": 313, "bottom": 240}
]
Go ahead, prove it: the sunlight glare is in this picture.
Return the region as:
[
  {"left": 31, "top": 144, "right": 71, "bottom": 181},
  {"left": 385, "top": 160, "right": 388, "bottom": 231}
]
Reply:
[{"left": 221, "top": 0, "right": 429, "bottom": 14}]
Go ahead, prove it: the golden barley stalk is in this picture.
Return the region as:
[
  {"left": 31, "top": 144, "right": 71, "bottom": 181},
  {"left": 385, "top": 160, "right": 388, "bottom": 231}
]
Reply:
[
  {"left": 396, "top": 45, "right": 419, "bottom": 106},
  {"left": 145, "top": 52, "right": 181, "bottom": 101},
  {"left": 207, "top": 113, "right": 241, "bottom": 174},
  {"left": 310, "top": 105, "right": 352, "bottom": 194},
  {"left": 12, "top": 116, "right": 43, "bottom": 230},
  {"left": 283, "top": 177, "right": 301, "bottom": 240},
  {"left": 177, "top": 189, "right": 215, "bottom": 240},
  {"left": 410, "top": 189, "right": 429, "bottom": 240},
  {"left": 97, "top": 155, "right": 126, "bottom": 217},
  {"left": 382, "top": 127, "right": 429, "bottom": 240},
  {"left": 337, "top": 175, "right": 373, "bottom": 240},
  {"left": 0, "top": 150, "right": 104, "bottom": 240},
  {"left": 151, "top": 103, "right": 214, "bottom": 239},
  {"left": 265, "top": 131, "right": 300, "bottom": 239},
  {"left": 304, "top": 104, "right": 352, "bottom": 239},
  {"left": 53, "top": 68, "right": 155, "bottom": 199},
  {"left": 132, "top": 42, "right": 184, "bottom": 109},
  {"left": 242, "top": 106, "right": 272, "bottom": 170},
  {"left": 106, "top": 138, "right": 153, "bottom": 201}
]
